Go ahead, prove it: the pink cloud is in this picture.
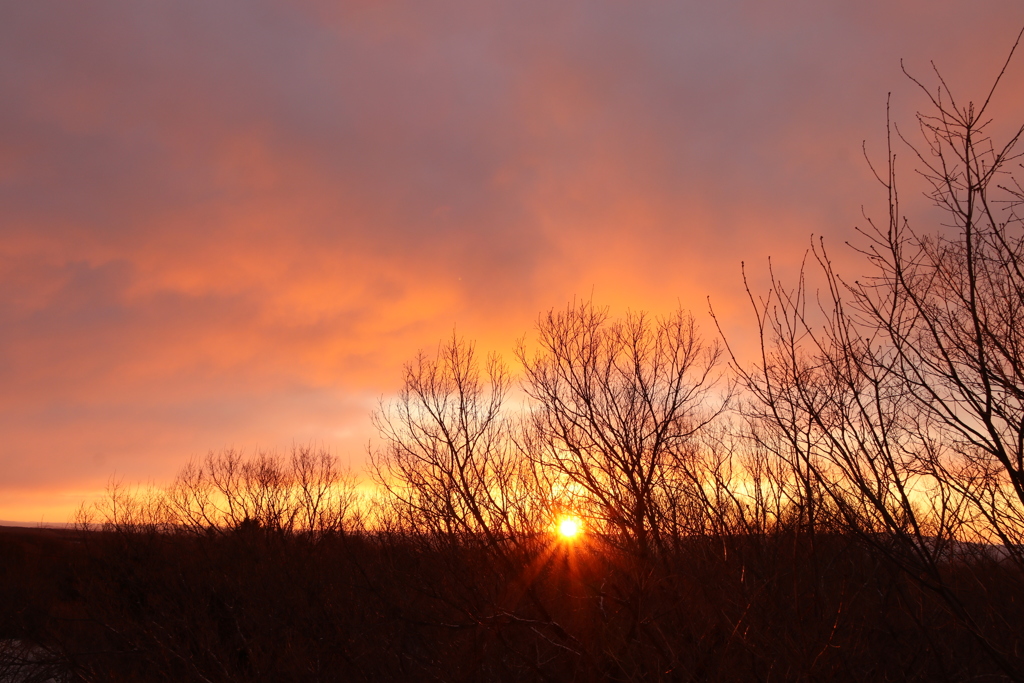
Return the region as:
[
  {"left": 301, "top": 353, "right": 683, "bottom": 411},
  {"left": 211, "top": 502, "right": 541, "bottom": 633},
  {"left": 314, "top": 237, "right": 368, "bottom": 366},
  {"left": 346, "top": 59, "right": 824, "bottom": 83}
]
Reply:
[{"left": 0, "top": 0, "right": 1022, "bottom": 520}]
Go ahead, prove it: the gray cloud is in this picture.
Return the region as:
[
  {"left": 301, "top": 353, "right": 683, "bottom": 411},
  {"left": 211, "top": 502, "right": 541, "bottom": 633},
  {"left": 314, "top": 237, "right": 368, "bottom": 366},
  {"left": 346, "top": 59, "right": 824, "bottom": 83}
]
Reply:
[{"left": 0, "top": 0, "right": 1021, "bottom": 513}]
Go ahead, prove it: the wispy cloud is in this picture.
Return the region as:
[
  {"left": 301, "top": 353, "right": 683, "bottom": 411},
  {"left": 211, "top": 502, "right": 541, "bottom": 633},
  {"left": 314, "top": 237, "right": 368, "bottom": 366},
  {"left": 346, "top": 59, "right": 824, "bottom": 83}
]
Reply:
[{"left": 1, "top": 0, "right": 1021, "bottom": 518}]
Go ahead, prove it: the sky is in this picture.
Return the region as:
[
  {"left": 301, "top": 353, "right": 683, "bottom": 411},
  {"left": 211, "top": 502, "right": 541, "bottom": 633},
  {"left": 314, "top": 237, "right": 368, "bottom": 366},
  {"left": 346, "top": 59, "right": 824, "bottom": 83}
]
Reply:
[{"left": 2, "top": 0, "right": 1023, "bottom": 522}]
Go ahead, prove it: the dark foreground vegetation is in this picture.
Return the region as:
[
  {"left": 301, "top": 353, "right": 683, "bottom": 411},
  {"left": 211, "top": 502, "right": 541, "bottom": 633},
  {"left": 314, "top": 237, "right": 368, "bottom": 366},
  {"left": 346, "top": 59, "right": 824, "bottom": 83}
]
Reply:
[
  {"left": 2, "top": 518, "right": 1022, "bottom": 682},
  {"left": 6, "top": 30, "right": 1024, "bottom": 683}
]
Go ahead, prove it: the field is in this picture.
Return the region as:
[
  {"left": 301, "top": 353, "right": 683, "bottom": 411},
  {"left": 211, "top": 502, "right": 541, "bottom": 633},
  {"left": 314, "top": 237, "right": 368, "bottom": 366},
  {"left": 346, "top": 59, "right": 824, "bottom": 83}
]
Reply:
[{"left": 2, "top": 522, "right": 1020, "bottom": 682}]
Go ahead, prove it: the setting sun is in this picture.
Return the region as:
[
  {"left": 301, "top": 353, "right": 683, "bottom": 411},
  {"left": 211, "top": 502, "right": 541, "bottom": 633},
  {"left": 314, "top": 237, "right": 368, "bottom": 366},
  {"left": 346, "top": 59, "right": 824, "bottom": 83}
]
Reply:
[{"left": 558, "top": 517, "right": 582, "bottom": 539}]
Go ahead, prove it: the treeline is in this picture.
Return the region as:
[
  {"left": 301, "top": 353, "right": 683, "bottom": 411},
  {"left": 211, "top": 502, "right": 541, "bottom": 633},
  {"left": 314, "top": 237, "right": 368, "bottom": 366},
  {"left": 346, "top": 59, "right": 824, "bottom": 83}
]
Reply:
[
  {"left": 2, "top": 485, "right": 1012, "bottom": 682},
  {"left": 5, "top": 40, "right": 1024, "bottom": 683}
]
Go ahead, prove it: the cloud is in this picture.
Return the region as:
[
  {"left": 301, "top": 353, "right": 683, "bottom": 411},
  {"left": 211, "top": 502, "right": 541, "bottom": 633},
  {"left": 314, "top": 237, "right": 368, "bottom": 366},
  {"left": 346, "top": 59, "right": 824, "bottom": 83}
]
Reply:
[{"left": 0, "top": 0, "right": 1022, "bottom": 519}]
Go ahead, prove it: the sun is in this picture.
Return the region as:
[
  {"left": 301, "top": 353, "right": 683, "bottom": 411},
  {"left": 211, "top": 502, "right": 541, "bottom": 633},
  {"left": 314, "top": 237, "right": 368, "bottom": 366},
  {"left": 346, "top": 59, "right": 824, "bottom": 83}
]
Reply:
[{"left": 557, "top": 516, "right": 582, "bottom": 539}]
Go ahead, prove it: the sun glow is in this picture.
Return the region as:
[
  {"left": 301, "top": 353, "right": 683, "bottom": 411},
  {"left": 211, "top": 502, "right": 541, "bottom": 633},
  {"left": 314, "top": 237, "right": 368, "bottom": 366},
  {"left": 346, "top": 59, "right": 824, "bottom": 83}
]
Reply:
[{"left": 557, "top": 516, "right": 582, "bottom": 539}]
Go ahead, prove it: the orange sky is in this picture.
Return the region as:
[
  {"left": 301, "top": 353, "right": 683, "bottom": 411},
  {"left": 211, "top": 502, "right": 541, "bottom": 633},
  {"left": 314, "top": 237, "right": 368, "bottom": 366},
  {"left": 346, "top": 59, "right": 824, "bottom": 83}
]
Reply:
[{"left": 2, "top": 0, "right": 1023, "bottom": 523}]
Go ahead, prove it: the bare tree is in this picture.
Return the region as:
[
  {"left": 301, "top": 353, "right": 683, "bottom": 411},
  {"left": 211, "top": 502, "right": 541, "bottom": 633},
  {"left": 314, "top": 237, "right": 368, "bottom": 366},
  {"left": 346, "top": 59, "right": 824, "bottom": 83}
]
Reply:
[
  {"left": 729, "top": 26, "right": 1024, "bottom": 679},
  {"left": 83, "top": 445, "right": 362, "bottom": 538},
  {"left": 517, "top": 301, "right": 728, "bottom": 557},
  {"left": 371, "top": 335, "right": 539, "bottom": 545},
  {"left": 370, "top": 335, "right": 592, "bottom": 674}
]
